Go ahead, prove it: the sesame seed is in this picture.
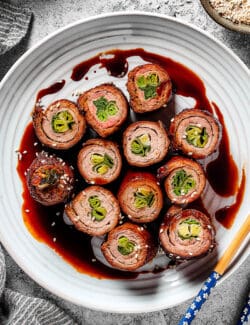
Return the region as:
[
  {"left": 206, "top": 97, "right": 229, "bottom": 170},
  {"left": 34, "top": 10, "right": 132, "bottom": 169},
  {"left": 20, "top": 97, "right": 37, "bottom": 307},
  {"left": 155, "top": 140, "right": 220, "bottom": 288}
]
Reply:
[
  {"left": 176, "top": 256, "right": 181, "bottom": 259},
  {"left": 159, "top": 228, "right": 163, "bottom": 233},
  {"left": 52, "top": 143, "right": 57, "bottom": 147},
  {"left": 18, "top": 153, "right": 22, "bottom": 160},
  {"left": 56, "top": 212, "right": 60, "bottom": 216},
  {"left": 33, "top": 142, "right": 38, "bottom": 146},
  {"left": 53, "top": 237, "right": 57, "bottom": 242},
  {"left": 70, "top": 165, "right": 74, "bottom": 170},
  {"left": 189, "top": 252, "right": 193, "bottom": 256},
  {"left": 24, "top": 171, "right": 27, "bottom": 176},
  {"left": 170, "top": 118, "right": 174, "bottom": 122},
  {"left": 207, "top": 225, "right": 212, "bottom": 229},
  {"left": 51, "top": 222, "right": 56, "bottom": 227},
  {"left": 22, "top": 150, "right": 28, "bottom": 154},
  {"left": 188, "top": 152, "right": 193, "bottom": 156},
  {"left": 35, "top": 152, "right": 39, "bottom": 157},
  {"left": 25, "top": 209, "right": 30, "bottom": 213},
  {"left": 92, "top": 258, "right": 96, "bottom": 262},
  {"left": 90, "top": 180, "right": 95, "bottom": 184},
  {"left": 182, "top": 135, "right": 186, "bottom": 139}
]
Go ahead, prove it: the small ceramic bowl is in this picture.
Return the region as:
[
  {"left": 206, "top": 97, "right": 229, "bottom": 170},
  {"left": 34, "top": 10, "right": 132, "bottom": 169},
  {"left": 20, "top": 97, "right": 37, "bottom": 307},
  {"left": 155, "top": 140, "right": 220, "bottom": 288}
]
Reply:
[{"left": 200, "top": 0, "right": 250, "bottom": 34}]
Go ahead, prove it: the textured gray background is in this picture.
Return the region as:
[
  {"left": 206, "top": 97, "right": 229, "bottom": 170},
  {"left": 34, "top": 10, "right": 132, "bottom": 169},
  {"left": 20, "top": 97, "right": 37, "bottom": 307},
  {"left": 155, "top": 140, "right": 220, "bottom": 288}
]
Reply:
[{"left": 0, "top": 0, "right": 249, "bottom": 324}]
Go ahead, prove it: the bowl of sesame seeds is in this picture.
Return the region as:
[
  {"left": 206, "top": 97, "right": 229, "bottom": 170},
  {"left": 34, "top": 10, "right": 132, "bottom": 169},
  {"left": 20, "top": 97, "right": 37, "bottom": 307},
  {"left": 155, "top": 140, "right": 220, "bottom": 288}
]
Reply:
[{"left": 200, "top": 0, "right": 250, "bottom": 33}]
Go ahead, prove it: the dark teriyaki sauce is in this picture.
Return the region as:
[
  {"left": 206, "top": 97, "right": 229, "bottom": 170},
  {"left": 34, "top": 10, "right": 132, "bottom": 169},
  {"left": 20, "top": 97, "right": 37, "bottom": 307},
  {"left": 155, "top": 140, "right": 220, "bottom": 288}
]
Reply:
[{"left": 17, "top": 48, "right": 244, "bottom": 279}]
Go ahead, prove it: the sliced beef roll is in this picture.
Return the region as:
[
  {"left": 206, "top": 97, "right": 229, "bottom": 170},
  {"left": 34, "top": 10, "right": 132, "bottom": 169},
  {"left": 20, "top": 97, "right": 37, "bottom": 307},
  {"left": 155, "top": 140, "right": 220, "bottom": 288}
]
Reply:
[
  {"left": 169, "top": 109, "right": 221, "bottom": 159},
  {"left": 33, "top": 99, "right": 86, "bottom": 150},
  {"left": 123, "top": 121, "right": 170, "bottom": 167},
  {"left": 77, "top": 139, "right": 122, "bottom": 185},
  {"left": 77, "top": 83, "right": 128, "bottom": 137},
  {"left": 101, "top": 222, "right": 157, "bottom": 271},
  {"left": 26, "top": 151, "right": 74, "bottom": 206},
  {"left": 118, "top": 172, "right": 163, "bottom": 223},
  {"left": 65, "top": 186, "right": 120, "bottom": 236},
  {"left": 157, "top": 156, "right": 206, "bottom": 204},
  {"left": 126, "top": 63, "right": 172, "bottom": 113},
  {"left": 159, "top": 208, "right": 216, "bottom": 260}
]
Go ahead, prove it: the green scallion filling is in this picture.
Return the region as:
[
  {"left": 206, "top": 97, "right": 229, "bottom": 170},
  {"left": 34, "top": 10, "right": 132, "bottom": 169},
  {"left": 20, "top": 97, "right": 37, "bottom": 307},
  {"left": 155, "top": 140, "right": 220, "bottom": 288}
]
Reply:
[
  {"left": 117, "top": 236, "right": 136, "bottom": 255},
  {"left": 88, "top": 196, "right": 107, "bottom": 221},
  {"left": 177, "top": 218, "right": 201, "bottom": 240},
  {"left": 52, "top": 110, "right": 75, "bottom": 133},
  {"left": 134, "top": 187, "right": 155, "bottom": 209},
  {"left": 136, "top": 73, "right": 160, "bottom": 100},
  {"left": 131, "top": 134, "right": 151, "bottom": 157},
  {"left": 185, "top": 125, "right": 209, "bottom": 148},
  {"left": 90, "top": 153, "right": 114, "bottom": 175},
  {"left": 171, "top": 169, "right": 196, "bottom": 196},
  {"left": 93, "top": 97, "right": 118, "bottom": 122}
]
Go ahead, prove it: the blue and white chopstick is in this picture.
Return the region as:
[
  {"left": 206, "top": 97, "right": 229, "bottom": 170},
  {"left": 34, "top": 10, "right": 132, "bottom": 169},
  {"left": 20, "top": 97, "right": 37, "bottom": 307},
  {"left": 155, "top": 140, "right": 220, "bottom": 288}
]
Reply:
[
  {"left": 237, "top": 292, "right": 250, "bottom": 325},
  {"left": 178, "top": 214, "right": 250, "bottom": 325}
]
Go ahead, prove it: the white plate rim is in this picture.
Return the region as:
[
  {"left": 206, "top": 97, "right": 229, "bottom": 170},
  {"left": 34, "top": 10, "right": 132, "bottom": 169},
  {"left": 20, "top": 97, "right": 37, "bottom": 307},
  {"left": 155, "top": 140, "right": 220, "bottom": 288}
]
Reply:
[{"left": 0, "top": 11, "right": 249, "bottom": 313}]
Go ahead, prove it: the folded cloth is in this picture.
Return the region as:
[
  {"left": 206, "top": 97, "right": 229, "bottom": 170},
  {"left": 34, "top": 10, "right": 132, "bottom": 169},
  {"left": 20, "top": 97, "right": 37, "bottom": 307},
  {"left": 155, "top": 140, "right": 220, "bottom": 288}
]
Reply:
[
  {"left": 0, "top": 245, "right": 76, "bottom": 325},
  {"left": 0, "top": 0, "right": 32, "bottom": 55}
]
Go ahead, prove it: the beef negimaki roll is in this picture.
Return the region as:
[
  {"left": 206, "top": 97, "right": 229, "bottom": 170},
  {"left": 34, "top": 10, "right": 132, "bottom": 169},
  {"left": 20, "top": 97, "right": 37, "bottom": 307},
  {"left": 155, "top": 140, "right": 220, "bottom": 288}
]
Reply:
[
  {"left": 123, "top": 121, "right": 170, "bottom": 167},
  {"left": 159, "top": 208, "right": 216, "bottom": 260},
  {"left": 77, "top": 139, "right": 122, "bottom": 185},
  {"left": 126, "top": 63, "right": 172, "bottom": 113},
  {"left": 26, "top": 151, "right": 74, "bottom": 206},
  {"left": 101, "top": 222, "right": 157, "bottom": 271},
  {"left": 33, "top": 99, "right": 86, "bottom": 150},
  {"left": 169, "top": 109, "right": 221, "bottom": 159},
  {"left": 65, "top": 186, "right": 120, "bottom": 236},
  {"left": 77, "top": 83, "right": 128, "bottom": 137},
  {"left": 157, "top": 156, "right": 206, "bottom": 204},
  {"left": 118, "top": 172, "right": 163, "bottom": 223}
]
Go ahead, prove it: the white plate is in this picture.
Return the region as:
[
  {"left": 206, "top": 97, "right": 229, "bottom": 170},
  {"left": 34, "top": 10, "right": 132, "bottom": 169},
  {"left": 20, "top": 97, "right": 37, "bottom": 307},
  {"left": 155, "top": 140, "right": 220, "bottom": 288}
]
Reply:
[{"left": 0, "top": 12, "right": 249, "bottom": 313}]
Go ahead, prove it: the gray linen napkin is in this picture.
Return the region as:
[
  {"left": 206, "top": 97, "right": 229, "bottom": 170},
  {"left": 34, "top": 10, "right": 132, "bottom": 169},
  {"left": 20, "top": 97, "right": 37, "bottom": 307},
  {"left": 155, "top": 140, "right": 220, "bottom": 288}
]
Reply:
[
  {"left": 0, "top": 0, "right": 32, "bottom": 55},
  {"left": 0, "top": 245, "right": 76, "bottom": 325},
  {"left": 0, "top": 2, "right": 76, "bottom": 323}
]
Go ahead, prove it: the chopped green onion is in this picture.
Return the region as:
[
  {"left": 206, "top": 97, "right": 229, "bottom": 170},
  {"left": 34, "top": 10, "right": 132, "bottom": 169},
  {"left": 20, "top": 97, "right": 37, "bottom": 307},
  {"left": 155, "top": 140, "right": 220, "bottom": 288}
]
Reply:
[
  {"left": 117, "top": 236, "right": 136, "bottom": 255},
  {"left": 52, "top": 110, "right": 75, "bottom": 133},
  {"left": 177, "top": 218, "right": 201, "bottom": 240},
  {"left": 136, "top": 73, "right": 160, "bottom": 100},
  {"left": 93, "top": 96, "right": 119, "bottom": 122},
  {"left": 134, "top": 188, "right": 155, "bottom": 209},
  {"left": 185, "top": 125, "right": 209, "bottom": 148},
  {"left": 171, "top": 169, "right": 196, "bottom": 196},
  {"left": 88, "top": 196, "right": 107, "bottom": 221},
  {"left": 131, "top": 134, "right": 151, "bottom": 157},
  {"left": 91, "top": 153, "right": 114, "bottom": 175}
]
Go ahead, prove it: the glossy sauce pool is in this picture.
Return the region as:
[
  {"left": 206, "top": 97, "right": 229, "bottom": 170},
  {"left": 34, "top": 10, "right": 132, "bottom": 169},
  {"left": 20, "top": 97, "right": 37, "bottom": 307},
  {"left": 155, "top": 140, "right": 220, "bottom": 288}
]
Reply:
[{"left": 17, "top": 48, "right": 245, "bottom": 279}]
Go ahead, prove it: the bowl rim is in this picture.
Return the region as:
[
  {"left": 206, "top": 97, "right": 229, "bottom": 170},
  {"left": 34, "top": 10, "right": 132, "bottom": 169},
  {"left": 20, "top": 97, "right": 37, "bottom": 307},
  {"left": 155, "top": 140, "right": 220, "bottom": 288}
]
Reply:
[
  {"left": 0, "top": 11, "right": 249, "bottom": 313},
  {"left": 200, "top": 0, "right": 250, "bottom": 34}
]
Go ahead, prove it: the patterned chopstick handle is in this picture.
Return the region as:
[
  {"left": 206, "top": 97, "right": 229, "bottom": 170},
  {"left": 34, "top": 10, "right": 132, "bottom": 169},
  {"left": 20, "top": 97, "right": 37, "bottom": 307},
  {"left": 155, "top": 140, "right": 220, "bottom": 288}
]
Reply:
[
  {"left": 237, "top": 292, "right": 250, "bottom": 325},
  {"left": 178, "top": 271, "right": 221, "bottom": 325}
]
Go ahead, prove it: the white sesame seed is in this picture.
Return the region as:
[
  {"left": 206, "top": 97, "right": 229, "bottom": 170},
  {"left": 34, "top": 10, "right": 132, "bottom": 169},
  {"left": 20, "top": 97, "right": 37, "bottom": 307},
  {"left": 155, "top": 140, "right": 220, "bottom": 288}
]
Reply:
[
  {"left": 159, "top": 228, "right": 164, "bottom": 233},
  {"left": 176, "top": 256, "right": 181, "bottom": 259},
  {"left": 52, "top": 143, "right": 57, "bottom": 147},
  {"left": 207, "top": 225, "right": 212, "bottom": 229},
  {"left": 90, "top": 180, "right": 95, "bottom": 184},
  {"left": 189, "top": 252, "right": 193, "bottom": 256},
  {"left": 24, "top": 171, "right": 27, "bottom": 176},
  {"left": 182, "top": 135, "right": 187, "bottom": 139},
  {"left": 22, "top": 150, "right": 28, "bottom": 154},
  {"left": 188, "top": 152, "right": 193, "bottom": 156},
  {"left": 53, "top": 237, "right": 57, "bottom": 242},
  {"left": 92, "top": 258, "right": 96, "bottom": 262},
  {"left": 51, "top": 222, "right": 56, "bottom": 227},
  {"left": 170, "top": 118, "right": 174, "bottom": 122},
  {"left": 33, "top": 142, "right": 38, "bottom": 146},
  {"left": 56, "top": 212, "right": 60, "bottom": 216},
  {"left": 18, "top": 153, "right": 23, "bottom": 160},
  {"left": 25, "top": 209, "right": 30, "bottom": 213}
]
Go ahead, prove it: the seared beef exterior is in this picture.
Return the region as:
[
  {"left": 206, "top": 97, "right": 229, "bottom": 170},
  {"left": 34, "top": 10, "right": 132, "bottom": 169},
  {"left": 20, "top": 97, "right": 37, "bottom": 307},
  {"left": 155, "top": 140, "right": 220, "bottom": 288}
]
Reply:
[
  {"left": 26, "top": 151, "right": 74, "bottom": 206},
  {"left": 126, "top": 63, "right": 172, "bottom": 113},
  {"left": 157, "top": 156, "right": 206, "bottom": 204},
  {"left": 123, "top": 120, "right": 170, "bottom": 167},
  {"left": 33, "top": 99, "right": 86, "bottom": 150},
  {"left": 77, "top": 83, "right": 128, "bottom": 137},
  {"left": 159, "top": 208, "right": 216, "bottom": 260},
  {"left": 65, "top": 186, "right": 120, "bottom": 236},
  {"left": 169, "top": 109, "right": 221, "bottom": 159},
  {"left": 118, "top": 171, "right": 163, "bottom": 223},
  {"left": 77, "top": 139, "right": 122, "bottom": 185},
  {"left": 101, "top": 222, "right": 157, "bottom": 271}
]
